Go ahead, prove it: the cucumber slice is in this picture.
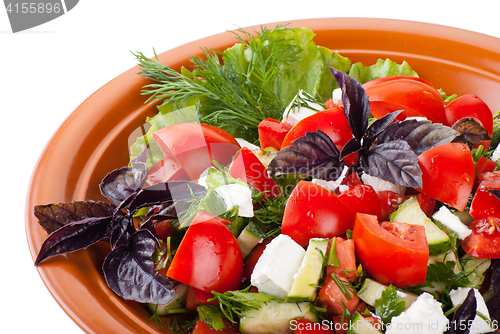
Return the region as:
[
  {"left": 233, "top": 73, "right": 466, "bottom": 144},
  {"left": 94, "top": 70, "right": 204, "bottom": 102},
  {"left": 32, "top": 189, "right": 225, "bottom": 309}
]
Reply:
[
  {"left": 347, "top": 312, "right": 383, "bottom": 334},
  {"left": 390, "top": 196, "right": 451, "bottom": 255},
  {"left": 357, "top": 278, "right": 418, "bottom": 310},
  {"left": 239, "top": 302, "right": 317, "bottom": 334},
  {"left": 286, "top": 238, "right": 329, "bottom": 302},
  {"left": 237, "top": 224, "right": 264, "bottom": 258},
  {"left": 147, "top": 283, "right": 188, "bottom": 316}
]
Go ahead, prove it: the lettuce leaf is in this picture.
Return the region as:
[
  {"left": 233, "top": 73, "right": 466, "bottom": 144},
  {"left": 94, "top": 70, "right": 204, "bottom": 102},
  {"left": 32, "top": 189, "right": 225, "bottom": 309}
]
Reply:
[{"left": 348, "top": 58, "right": 418, "bottom": 84}]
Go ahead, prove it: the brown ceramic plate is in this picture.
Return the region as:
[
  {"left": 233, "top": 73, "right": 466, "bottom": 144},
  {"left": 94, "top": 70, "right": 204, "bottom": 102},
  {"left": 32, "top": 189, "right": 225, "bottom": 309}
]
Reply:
[{"left": 26, "top": 18, "right": 500, "bottom": 334}]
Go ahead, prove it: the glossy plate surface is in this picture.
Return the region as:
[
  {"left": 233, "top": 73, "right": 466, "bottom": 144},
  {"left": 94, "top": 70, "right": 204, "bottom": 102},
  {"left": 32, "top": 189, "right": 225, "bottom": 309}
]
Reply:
[{"left": 26, "top": 18, "right": 500, "bottom": 334}]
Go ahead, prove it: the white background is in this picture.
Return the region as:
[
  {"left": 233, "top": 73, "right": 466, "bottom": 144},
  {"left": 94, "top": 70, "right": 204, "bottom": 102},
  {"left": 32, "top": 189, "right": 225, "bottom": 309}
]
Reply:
[{"left": 2, "top": 0, "right": 500, "bottom": 333}]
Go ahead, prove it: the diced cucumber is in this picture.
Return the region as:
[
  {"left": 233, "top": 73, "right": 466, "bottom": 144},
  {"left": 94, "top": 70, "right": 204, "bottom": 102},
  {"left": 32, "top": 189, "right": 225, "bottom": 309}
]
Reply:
[
  {"left": 462, "top": 254, "right": 491, "bottom": 289},
  {"left": 390, "top": 196, "right": 451, "bottom": 255},
  {"left": 147, "top": 283, "right": 188, "bottom": 316},
  {"left": 237, "top": 224, "right": 264, "bottom": 258},
  {"left": 239, "top": 302, "right": 318, "bottom": 334},
  {"left": 347, "top": 312, "right": 383, "bottom": 334},
  {"left": 357, "top": 278, "right": 417, "bottom": 310},
  {"left": 286, "top": 238, "right": 329, "bottom": 302}
]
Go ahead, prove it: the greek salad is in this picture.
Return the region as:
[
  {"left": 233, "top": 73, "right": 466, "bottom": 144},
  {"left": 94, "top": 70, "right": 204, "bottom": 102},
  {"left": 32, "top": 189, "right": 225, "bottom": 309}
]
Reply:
[{"left": 34, "top": 25, "right": 500, "bottom": 334}]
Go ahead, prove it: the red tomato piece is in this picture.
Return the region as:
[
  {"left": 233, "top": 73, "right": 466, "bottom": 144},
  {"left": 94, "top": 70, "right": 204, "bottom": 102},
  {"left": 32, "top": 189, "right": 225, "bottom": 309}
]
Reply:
[
  {"left": 338, "top": 184, "right": 381, "bottom": 220},
  {"left": 242, "top": 239, "right": 272, "bottom": 282},
  {"left": 185, "top": 286, "right": 219, "bottom": 310},
  {"left": 229, "top": 147, "right": 280, "bottom": 200},
  {"left": 145, "top": 156, "right": 188, "bottom": 186},
  {"left": 153, "top": 123, "right": 240, "bottom": 180},
  {"left": 281, "top": 107, "right": 357, "bottom": 166},
  {"left": 326, "top": 237, "right": 357, "bottom": 283},
  {"left": 362, "top": 75, "right": 435, "bottom": 90},
  {"left": 191, "top": 318, "right": 240, "bottom": 334},
  {"left": 470, "top": 170, "right": 500, "bottom": 220},
  {"left": 352, "top": 213, "right": 429, "bottom": 288},
  {"left": 166, "top": 212, "right": 243, "bottom": 293},
  {"left": 282, "top": 181, "right": 355, "bottom": 247},
  {"left": 318, "top": 274, "right": 360, "bottom": 316},
  {"left": 474, "top": 156, "right": 498, "bottom": 191},
  {"left": 462, "top": 217, "right": 500, "bottom": 259},
  {"left": 154, "top": 220, "right": 174, "bottom": 241},
  {"left": 417, "top": 143, "right": 475, "bottom": 211},
  {"left": 377, "top": 191, "right": 409, "bottom": 222},
  {"left": 292, "top": 318, "right": 334, "bottom": 334},
  {"left": 258, "top": 118, "right": 292, "bottom": 151},
  {"left": 365, "top": 77, "right": 446, "bottom": 124}
]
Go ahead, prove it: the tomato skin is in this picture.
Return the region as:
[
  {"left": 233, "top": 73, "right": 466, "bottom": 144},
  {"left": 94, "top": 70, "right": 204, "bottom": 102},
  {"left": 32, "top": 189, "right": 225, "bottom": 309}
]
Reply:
[
  {"left": 281, "top": 107, "right": 357, "bottom": 166},
  {"left": 470, "top": 170, "right": 500, "bottom": 220},
  {"left": 377, "top": 191, "right": 408, "bottom": 221},
  {"left": 364, "top": 78, "right": 446, "bottom": 124},
  {"left": 326, "top": 237, "right": 357, "bottom": 283},
  {"left": 352, "top": 213, "right": 428, "bottom": 288},
  {"left": 229, "top": 147, "right": 280, "bottom": 200},
  {"left": 444, "top": 94, "right": 493, "bottom": 135},
  {"left": 318, "top": 274, "right": 360, "bottom": 316},
  {"left": 417, "top": 143, "right": 475, "bottom": 211},
  {"left": 282, "top": 181, "right": 355, "bottom": 247},
  {"left": 153, "top": 123, "right": 240, "bottom": 180},
  {"left": 362, "top": 75, "right": 435, "bottom": 90},
  {"left": 338, "top": 184, "right": 381, "bottom": 220},
  {"left": 185, "top": 286, "right": 219, "bottom": 310},
  {"left": 258, "top": 118, "right": 292, "bottom": 150},
  {"left": 145, "top": 156, "right": 188, "bottom": 186},
  {"left": 166, "top": 212, "right": 243, "bottom": 293},
  {"left": 291, "top": 318, "right": 334, "bottom": 334},
  {"left": 462, "top": 217, "right": 500, "bottom": 259},
  {"left": 154, "top": 220, "right": 174, "bottom": 241},
  {"left": 191, "top": 318, "right": 240, "bottom": 334}
]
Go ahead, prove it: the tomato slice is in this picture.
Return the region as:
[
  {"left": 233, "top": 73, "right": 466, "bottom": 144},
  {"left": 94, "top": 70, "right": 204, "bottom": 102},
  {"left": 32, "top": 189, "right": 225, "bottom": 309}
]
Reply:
[
  {"left": 318, "top": 274, "right": 360, "bottom": 316},
  {"left": 166, "top": 212, "right": 243, "bottom": 293},
  {"left": 229, "top": 147, "right": 280, "bottom": 200},
  {"left": 352, "top": 213, "right": 428, "bottom": 288},
  {"left": 362, "top": 75, "right": 435, "bottom": 90},
  {"left": 258, "top": 118, "right": 292, "bottom": 150},
  {"left": 417, "top": 143, "right": 475, "bottom": 211},
  {"left": 326, "top": 237, "right": 357, "bottom": 283},
  {"left": 153, "top": 123, "right": 240, "bottom": 180},
  {"left": 462, "top": 217, "right": 500, "bottom": 259},
  {"left": 282, "top": 181, "right": 355, "bottom": 247},
  {"left": 470, "top": 170, "right": 500, "bottom": 220},
  {"left": 444, "top": 94, "right": 494, "bottom": 135},
  {"left": 145, "top": 156, "right": 189, "bottom": 186},
  {"left": 280, "top": 107, "right": 357, "bottom": 166},
  {"left": 185, "top": 286, "right": 219, "bottom": 310},
  {"left": 338, "top": 184, "right": 381, "bottom": 220},
  {"left": 365, "top": 77, "right": 446, "bottom": 124}
]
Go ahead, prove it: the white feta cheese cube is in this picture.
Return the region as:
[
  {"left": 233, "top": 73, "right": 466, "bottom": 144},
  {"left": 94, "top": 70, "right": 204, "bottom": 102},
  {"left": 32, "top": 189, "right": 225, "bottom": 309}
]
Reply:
[
  {"left": 449, "top": 287, "right": 492, "bottom": 334},
  {"left": 215, "top": 183, "right": 254, "bottom": 218},
  {"left": 361, "top": 172, "right": 406, "bottom": 195},
  {"left": 386, "top": 292, "right": 449, "bottom": 334},
  {"left": 250, "top": 234, "right": 306, "bottom": 300},
  {"left": 312, "top": 166, "right": 349, "bottom": 193},
  {"left": 332, "top": 88, "right": 343, "bottom": 106},
  {"left": 433, "top": 206, "right": 472, "bottom": 240}
]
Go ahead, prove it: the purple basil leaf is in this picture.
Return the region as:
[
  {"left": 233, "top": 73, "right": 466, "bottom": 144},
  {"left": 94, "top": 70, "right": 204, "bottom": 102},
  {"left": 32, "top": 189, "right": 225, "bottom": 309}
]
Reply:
[
  {"left": 99, "top": 152, "right": 148, "bottom": 206},
  {"left": 35, "top": 216, "right": 112, "bottom": 265},
  {"left": 378, "top": 118, "right": 460, "bottom": 155},
  {"left": 331, "top": 68, "right": 370, "bottom": 141},
  {"left": 363, "top": 110, "right": 403, "bottom": 148},
  {"left": 340, "top": 137, "right": 362, "bottom": 160},
  {"left": 487, "top": 260, "right": 500, "bottom": 323},
  {"left": 102, "top": 229, "right": 175, "bottom": 304},
  {"left": 360, "top": 140, "right": 422, "bottom": 188},
  {"left": 110, "top": 213, "right": 134, "bottom": 249},
  {"left": 452, "top": 118, "right": 491, "bottom": 147},
  {"left": 450, "top": 288, "right": 477, "bottom": 334},
  {"left": 126, "top": 181, "right": 206, "bottom": 214},
  {"left": 268, "top": 130, "right": 346, "bottom": 181},
  {"left": 34, "top": 200, "right": 116, "bottom": 235}
]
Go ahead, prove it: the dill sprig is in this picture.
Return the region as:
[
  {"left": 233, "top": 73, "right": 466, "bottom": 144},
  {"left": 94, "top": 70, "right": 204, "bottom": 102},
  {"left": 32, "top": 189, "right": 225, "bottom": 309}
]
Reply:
[{"left": 133, "top": 25, "right": 300, "bottom": 141}]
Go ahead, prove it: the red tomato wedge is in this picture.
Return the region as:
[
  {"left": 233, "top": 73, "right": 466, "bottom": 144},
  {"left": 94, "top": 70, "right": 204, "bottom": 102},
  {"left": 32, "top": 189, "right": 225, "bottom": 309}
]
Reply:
[
  {"left": 185, "top": 286, "right": 219, "bottom": 310},
  {"left": 153, "top": 123, "right": 240, "bottom": 180},
  {"left": 470, "top": 170, "right": 500, "bottom": 220},
  {"left": 280, "top": 107, "right": 357, "bottom": 166},
  {"left": 462, "top": 217, "right": 500, "bottom": 259},
  {"left": 167, "top": 212, "right": 243, "bottom": 293},
  {"left": 362, "top": 75, "right": 435, "bottom": 90},
  {"left": 258, "top": 118, "right": 292, "bottom": 150},
  {"left": 417, "top": 143, "right": 475, "bottom": 211},
  {"left": 326, "top": 237, "right": 357, "bottom": 283},
  {"left": 352, "top": 213, "right": 429, "bottom": 288},
  {"left": 444, "top": 94, "right": 493, "bottom": 135},
  {"left": 364, "top": 77, "right": 446, "bottom": 124},
  {"left": 318, "top": 274, "right": 360, "bottom": 316},
  {"left": 282, "top": 181, "right": 355, "bottom": 247},
  {"left": 338, "top": 184, "right": 381, "bottom": 220},
  {"left": 145, "top": 156, "right": 188, "bottom": 186},
  {"left": 229, "top": 147, "right": 280, "bottom": 200}
]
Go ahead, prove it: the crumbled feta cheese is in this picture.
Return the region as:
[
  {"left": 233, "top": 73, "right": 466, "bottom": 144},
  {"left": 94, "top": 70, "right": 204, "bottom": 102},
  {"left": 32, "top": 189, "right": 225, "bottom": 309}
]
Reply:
[
  {"left": 332, "top": 88, "right": 343, "bottom": 106},
  {"left": 282, "top": 90, "right": 323, "bottom": 124},
  {"left": 311, "top": 166, "right": 349, "bottom": 192},
  {"left": 215, "top": 183, "right": 254, "bottom": 217},
  {"left": 361, "top": 172, "right": 406, "bottom": 195},
  {"left": 449, "top": 288, "right": 492, "bottom": 334},
  {"left": 250, "top": 234, "right": 306, "bottom": 300},
  {"left": 433, "top": 206, "right": 472, "bottom": 240},
  {"left": 386, "top": 293, "right": 449, "bottom": 334}
]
